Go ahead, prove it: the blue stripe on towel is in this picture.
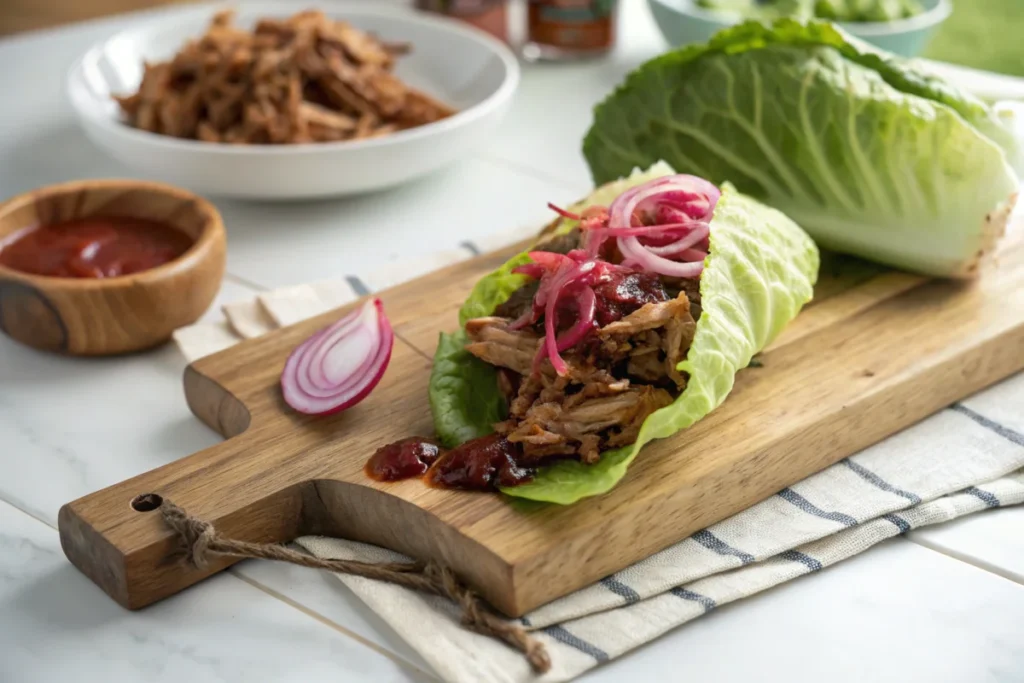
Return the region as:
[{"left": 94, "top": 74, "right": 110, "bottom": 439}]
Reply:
[
  {"left": 950, "top": 403, "right": 1024, "bottom": 447},
  {"left": 778, "top": 488, "right": 859, "bottom": 527},
  {"left": 345, "top": 275, "right": 371, "bottom": 296},
  {"left": 843, "top": 459, "right": 922, "bottom": 505},
  {"left": 601, "top": 576, "right": 641, "bottom": 604},
  {"left": 883, "top": 514, "right": 912, "bottom": 533},
  {"left": 670, "top": 587, "right": 717, "bottom": 613},
  {"left": 781, "top": 550, "right": 824, "bottom": 572},
  {"left": 460, "top": 240, "right": 481, "bottom": 256},
  {"left": 543, "top": 625, "right": 610, "bottom": 662},
  {"left": 963, "top": 486, "right": 1001, "bottom": 508},
  {"left": 691, "top": 529, "right": 756, "bottom": 565}
]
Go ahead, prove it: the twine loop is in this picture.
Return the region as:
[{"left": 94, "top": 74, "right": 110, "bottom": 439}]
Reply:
[{"left": 160, "top": 500, "right": 551, "bottom": 674}]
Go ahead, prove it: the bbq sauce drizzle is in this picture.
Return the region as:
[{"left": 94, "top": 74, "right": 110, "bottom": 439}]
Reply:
[{"left": 365, "top": 434, "right": 534, "bottom": 491}]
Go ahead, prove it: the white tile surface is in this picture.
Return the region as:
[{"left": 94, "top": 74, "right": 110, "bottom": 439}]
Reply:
[
  {"left": 235, "top": 559, "right": 434, "bottom": 672},
  {"left": 483, "top": 2, "right": 669, "bottom": 187},
  {"left": 0, "top": 278, "right": 256, "bottom": 524},
  {"left": 212, "top": 158, "right": 586, "bottom": 290},
  {"left": 232, "top": 535, "right": 1024, "bottom": 683},
  {"left": 2, "top": 3, "right": 1024, "bottom": 683},
  {"left": 0, "top": 501, "right": 429, "bottom": 683},
  {"left": 905, "top": 374, "right": 1024, "bottom": 585},
  {"left": 580, "top": 540, "right": 1024, "bottom": 683},
  {"left": 910, "top": 508, "right": 1024, "bottom": 586}
]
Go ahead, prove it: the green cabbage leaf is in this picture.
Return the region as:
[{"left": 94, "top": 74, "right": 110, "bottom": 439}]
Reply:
[
  {"left": 583, "top": 19, "right": 1020, "bottom": 277},
  {"left": 429, "top": 330, "right": 507, "bottom": 448}
]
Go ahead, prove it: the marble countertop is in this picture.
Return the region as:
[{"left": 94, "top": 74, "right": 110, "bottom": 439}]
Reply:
[{"left": 2, "top": 3, "right": 1023, "bottom": 682}]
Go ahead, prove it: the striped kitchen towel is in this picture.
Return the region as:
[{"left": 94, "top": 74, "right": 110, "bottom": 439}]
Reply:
[
  {"left": 295, "top": 399, "right": 1024, "bottom": 683},
  {"left": 172, "top": 234, "right": 1024, "bottom": 683}
]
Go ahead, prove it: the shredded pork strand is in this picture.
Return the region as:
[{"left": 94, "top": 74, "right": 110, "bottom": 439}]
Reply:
[{"left": 465, "top": 317, "right": 541, "bottom": 378}]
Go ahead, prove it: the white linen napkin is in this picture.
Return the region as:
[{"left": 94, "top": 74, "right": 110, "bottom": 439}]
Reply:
[
  {"left": 172, "top": 238, "right": 526, "bottom": 361},
  {"left": 173, "top": 233, "right": 1024, "bottom": 683}
]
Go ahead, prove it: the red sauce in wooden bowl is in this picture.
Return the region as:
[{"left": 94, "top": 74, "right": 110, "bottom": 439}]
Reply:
[{"left": 0, "top": 216, "right": 193, "bottom": 279}]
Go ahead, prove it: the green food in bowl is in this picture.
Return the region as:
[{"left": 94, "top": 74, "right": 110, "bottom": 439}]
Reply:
[
  {"left": 650, "top": 0, "right": 951, "bottom": 57},
  {"left": 584, "top": 19, "right": 1021, "bottom": 278},
  {"left": 697, "top": 0, "right": 924, "bottom": 22}
]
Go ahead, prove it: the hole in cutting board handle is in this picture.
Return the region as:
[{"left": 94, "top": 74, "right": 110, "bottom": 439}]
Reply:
[{"left": 130, "top": 493, "right": 163, "bottom": 512}]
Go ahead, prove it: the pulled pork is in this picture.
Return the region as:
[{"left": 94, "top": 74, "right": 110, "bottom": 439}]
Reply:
[
  {"left": 465, "top": 290, "right": 696, "bottom": 463},
  {"left": 115, "top": 10, "right": 455, "bottom": 144},
  {"left": 458, "top": 172, "right": 715, "bottom": 472}
]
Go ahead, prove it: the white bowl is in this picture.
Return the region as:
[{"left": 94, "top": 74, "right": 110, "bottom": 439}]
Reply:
[{"left": 67, "top": 2, "right": 520, "bottom": 200}]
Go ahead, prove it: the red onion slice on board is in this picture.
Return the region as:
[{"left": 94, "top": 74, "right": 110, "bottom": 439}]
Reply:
[{"left": 281, "top": 298, "right": 394, "bottom": 415}]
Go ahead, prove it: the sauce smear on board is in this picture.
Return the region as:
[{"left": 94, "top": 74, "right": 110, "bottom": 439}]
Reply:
[
  {"left": 364, "top": 437, "right": 444, "bottom": 482},
  {"left": 366, "top": 434, "right": 535, "bottom": 491},
  {"left": 0, "top": 216, "right": 192, "bottom": 279},
  {"left": 426, "top": 434, "right": 535, "bottom": 490}
]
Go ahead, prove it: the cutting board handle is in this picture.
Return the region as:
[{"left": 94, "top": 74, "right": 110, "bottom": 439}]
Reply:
[
  {"left": 56, "top": 436, "right": 520, "bottom": 613},
  {"left": 56, "top": 436, "right": 318, "bottom": 610},
  {"left": 56, "top": 366, "right": 520, "bottom": 612},
  {"left": 57, "top": 367, "right": 329, "bottom": 609}
]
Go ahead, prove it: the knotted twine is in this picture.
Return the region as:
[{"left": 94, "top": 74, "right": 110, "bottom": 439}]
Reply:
[{"left": 160, "top": 500, "right": 552, "bottom": 673}]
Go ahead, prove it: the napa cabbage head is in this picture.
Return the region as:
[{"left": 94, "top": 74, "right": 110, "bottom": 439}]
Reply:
[{"left": 583, "top": 19, "right": 1020, "bottom": 278}]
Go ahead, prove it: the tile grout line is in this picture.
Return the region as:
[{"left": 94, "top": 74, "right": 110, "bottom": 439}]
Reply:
[
  {"left": 228, "top": 568, "right": 440, "bottom": 681},
  {"left": 906, "top": 534, "right": 1024, "bottom": 588},
  {"left": 476, "top": 152, "right": 588, "bottom": 194},
  {"left": 0, "top": 497, "right": 57, "bottom": 531},
  {"left": 0, "top": 498, "right": 435, "bottom": 677},
  {"left": 217, "top": 149, "right": 566, "bottom": 300},
  {"left": 223, "top": 271, "right": 271, "bottom": 292}
]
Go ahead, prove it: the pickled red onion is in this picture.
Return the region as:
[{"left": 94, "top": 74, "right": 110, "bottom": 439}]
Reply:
[
  {"left": 608, "top": 175, "right": 719, "bottom": 229},
  {"left": 523, "top": 175, "right": 720, "bottom": 374},
  {"left": 641, "top": 223, "right": 710, "bottom": 256},
  {"left": 281, "top": 298, "right": 394, "bottom": 415},
  {"left": 547, "top": 202, "right": 580, "bottom": 221},
  {"left": 556, "top": 288, "right": 597, "bottom": 352},
  {"left": 619, "top": 236, "right": 704, "bottom": 278},
  {"left": 579, "top": 174, "right": 720, "bottom": 278},
  {"left": 581, "top": 221, "right": 706, "bottom": 239},
  {"left": 511, "top": 250, "right": 624, "bottom": 376}
]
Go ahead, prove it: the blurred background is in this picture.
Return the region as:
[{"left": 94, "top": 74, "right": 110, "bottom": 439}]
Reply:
[
  {"left": 2, "top": 0, "right": 1022, "bottom": 77},
  {"left": 1, "top": 0, "right": 197, "bottom": 35}
]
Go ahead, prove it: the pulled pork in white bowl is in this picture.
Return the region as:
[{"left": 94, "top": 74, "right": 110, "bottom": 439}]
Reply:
[{"left": 67, "top": 3, "right": 519, "bottom": 199}]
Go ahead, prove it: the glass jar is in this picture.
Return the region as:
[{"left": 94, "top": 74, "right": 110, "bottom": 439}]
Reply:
[
  {"left": 523, "top": 0, "right": 618, "bottom": 61},
  {"left": 415, "top": 0, "right": 510, "bottom": 43}
]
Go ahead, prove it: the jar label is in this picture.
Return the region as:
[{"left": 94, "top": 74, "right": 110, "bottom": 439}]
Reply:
[{"left": 528, "top": 1, "right": 616, "bottom": 50}]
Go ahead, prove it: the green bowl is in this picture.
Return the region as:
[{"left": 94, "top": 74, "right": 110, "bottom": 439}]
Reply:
[{"left": 647, "top": 0, "right": 952, "bottom": 57}]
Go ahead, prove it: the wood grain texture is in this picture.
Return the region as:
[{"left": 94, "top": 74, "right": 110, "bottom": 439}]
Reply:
[
  {"left": 0, "top": 0, "right": 198, "bottom": 36},
  {"left": 59, "top": 232, "right": 1024, "bottom": 617},
  {"left": 0, "top": 179, "right": 226, "bottom": 355}
]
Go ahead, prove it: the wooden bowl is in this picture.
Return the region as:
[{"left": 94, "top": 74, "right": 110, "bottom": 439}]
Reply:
[{"left": 0, "top": 179, "right": 226, "bottom": 356}]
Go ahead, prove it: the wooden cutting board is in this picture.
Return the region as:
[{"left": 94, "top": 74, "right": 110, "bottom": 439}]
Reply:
[{"left": 59, "top": 233, "right": 1024, "bottom": 617}]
